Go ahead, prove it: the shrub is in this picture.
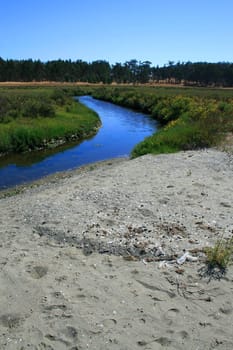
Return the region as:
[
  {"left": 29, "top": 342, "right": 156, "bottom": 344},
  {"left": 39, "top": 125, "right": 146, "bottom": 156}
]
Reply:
[
  {"left": 22, "top": 98, "right": 55, "bottom": 118},
  {"left": 205, "top": 236, "right": 233, "bottom": 270},
  {"left": 51, "top": 88, "right": 67, "bottom": 105}
]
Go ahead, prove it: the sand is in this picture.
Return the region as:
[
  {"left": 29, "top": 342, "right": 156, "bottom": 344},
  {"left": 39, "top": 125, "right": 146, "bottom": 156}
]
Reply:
[{"left": 0, "top": 149, "right": 233, "bottom": 350}]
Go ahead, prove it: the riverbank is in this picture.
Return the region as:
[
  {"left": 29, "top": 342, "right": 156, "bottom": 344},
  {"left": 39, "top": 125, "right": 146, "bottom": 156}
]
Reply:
[
  {"left": 0, "top": 95, "right": 157, "bottom": 189},
  {"left": 0, "top": 87, "right": 101, "bottom": 156},
  {"left": 91, "top": 86, "right": 233, "bottom": 157},
  {"left": 0, "top": 149, "right": 233, "bottom": 349}
]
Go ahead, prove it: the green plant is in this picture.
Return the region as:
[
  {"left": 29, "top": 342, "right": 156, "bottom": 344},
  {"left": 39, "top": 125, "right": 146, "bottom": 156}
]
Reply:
[
  {"left": 0, "top": 87, "right": 100, "bottom": 154},
  {"left": 205, "top": 236, "right": 233, "bottom": 270}
]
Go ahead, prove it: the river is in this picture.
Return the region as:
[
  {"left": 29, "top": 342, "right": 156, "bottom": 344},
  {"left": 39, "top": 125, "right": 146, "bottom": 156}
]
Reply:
[{"left": 0, "top": 96, "right": 158, "bottom": 190}]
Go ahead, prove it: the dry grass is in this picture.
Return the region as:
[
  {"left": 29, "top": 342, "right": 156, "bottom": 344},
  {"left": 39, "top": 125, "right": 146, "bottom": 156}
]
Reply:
[{"left": 205, "top": 236, "right": 233, "bottom": 271}]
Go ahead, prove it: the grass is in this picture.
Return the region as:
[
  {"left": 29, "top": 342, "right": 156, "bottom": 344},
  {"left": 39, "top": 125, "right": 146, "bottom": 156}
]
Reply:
[
  {"left": 205, "top": 236, "right": 233, "bottom": 271},
  {"left": 1, "top": 84, "right": 233, "bottom": 157},
  {"left": 131, "top": 107, "right": 231, "bottom": 157},
  {"left": 131, "top": 123, "right": 208, "bottom": 157},
  {"left": 89, "top": 85, "right": 233, "bottom": 101},
  {"left": 0, "top": 87, "right": 100, "bottom": 154},
  {"left": 86, "top": 85, "right": 233, "bottom": 157}
]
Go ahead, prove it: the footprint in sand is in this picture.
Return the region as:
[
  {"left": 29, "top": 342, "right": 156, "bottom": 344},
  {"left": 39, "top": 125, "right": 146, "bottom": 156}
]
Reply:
[
  {"left": 27, "top": 265, "right": 48, "bottom": 279},
  {"left": 43, "top": 326, "right": 79, "bottom": 348},
  {"left": 163, "top": 308, "right": 180, "bottom": 326},
  {"left": 154, "top": 336, "right": 172, "bottom": 346},
  {"left": 36, "top": 343, "right": 55, "bottom": 350},
  {"left": 0, "top": 313, "right": 23, "bottom": 328},
  {"left": 62, "top": 326, "right": 78, "bottom": 341},
  {"left": 177, "top": 330, "right": 190, "bottom": 340},
  {"left": 102, "top": 318, "right": 117, "bottom": 327},
  {"left": 19, "top": 343, "right": 55, "bottom": 350}
]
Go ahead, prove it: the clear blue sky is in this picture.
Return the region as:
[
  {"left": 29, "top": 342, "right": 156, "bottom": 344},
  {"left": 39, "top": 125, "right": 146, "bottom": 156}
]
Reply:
[{"left": 1, "top": 0, "right": 233, "bottom": 66}]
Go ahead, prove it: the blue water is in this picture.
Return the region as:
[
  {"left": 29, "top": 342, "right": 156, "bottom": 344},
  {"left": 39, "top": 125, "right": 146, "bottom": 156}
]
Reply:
[{"left": 0, "top": 96, "right": 158, "bottom": 189}]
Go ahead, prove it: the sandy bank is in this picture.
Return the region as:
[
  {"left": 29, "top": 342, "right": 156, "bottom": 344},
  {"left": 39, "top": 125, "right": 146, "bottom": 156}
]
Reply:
[{"left": 0, "top": 149, "right": 233, "bottom": 349}]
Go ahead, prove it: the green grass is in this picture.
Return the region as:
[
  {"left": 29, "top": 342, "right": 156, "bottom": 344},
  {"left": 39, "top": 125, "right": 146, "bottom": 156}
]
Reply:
[
  {"left": 0, "top": 87, "right": 100, "bottom": 154},
  {"left": 131, "top": 106, "right": 232, "bottom": 157},
  {"left": 86, "top": 85, "right": 233, "bottom": 157},
  {"left": 1, "top": 84, "right": 233, "bottom": 157},
  {"left": 0, "top": 103, "right": 100, "bottom": 153},
  {"left": 89, "top": 85, "right": 233, "bottom": 101}
]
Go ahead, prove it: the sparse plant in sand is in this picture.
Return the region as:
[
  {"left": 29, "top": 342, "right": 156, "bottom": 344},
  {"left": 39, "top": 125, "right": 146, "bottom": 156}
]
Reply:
[{"left": 205, "top": 236, "right": 233, "bottom": 271}]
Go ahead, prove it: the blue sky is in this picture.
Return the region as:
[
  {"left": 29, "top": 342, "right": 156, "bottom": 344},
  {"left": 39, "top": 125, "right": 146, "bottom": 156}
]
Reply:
[{"left": 1, "top": 0, "right": 233, "bottom": 66}]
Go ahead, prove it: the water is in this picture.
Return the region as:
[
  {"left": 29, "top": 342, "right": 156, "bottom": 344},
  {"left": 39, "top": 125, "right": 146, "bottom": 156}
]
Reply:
[{"left": 0, "top": 96, "right": 158, "bottom": 189}]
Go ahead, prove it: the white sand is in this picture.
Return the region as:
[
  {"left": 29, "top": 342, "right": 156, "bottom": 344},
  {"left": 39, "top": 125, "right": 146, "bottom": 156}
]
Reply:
[{"left": 0, "top": 149, "right": 233, "bottom": 349}]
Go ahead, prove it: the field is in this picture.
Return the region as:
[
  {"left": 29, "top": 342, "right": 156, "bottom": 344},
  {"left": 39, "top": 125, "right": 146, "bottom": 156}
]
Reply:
[
  {"left": 88, "top": 85, "right": 233, "bottom": 156},
  {"left": 1, "top": 83, "right": 233, "bottom": 157}
]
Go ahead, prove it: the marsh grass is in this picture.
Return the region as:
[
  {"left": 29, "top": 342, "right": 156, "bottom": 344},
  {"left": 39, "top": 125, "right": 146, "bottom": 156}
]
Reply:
[
  {"left": 1, "top": 84, "right": 233, "bottom": 156},
  {"left": 131, "top": 122, "right": 209, "bottom": 157},
  {"left": 90, "top": 86, "right": 233, "bottom": 157},
  {"left": 0, "top": 87, "right": 100, "bottom": 154},
  {"left": 0, "top": 103, "right": 100, "bottom": 153}
]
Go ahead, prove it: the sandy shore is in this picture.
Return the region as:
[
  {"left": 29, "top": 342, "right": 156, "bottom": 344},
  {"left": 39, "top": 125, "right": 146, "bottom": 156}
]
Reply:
[{"left": 0, "top": 149, "right": 233, "bottom": 350}]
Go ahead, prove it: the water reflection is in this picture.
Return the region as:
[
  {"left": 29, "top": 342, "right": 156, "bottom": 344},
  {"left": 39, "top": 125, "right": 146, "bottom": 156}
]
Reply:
[{"left": 0, "top": 140, "right": 84, "bottom": 168}]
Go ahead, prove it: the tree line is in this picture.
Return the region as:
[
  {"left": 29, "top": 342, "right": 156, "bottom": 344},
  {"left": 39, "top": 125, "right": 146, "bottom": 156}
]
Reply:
[{"left": 1, "top": 57, "right": 233, "bottom": 86}]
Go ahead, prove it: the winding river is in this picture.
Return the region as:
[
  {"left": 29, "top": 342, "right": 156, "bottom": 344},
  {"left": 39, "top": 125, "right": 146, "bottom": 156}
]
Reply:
[{"left": 0, "top": 96, "right": 158, "bottom": 190}]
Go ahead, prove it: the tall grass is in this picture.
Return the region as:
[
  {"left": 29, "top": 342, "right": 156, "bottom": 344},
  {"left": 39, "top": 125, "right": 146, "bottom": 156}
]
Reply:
[
  {"left": 1, "top": 84, "right": 233, "bottom": 156},
  {"left": 0, "top": 87, "right": 100, "bottom": 154},
  {"left": 87, "top": 86, "right": 233, "bottom": 157}
]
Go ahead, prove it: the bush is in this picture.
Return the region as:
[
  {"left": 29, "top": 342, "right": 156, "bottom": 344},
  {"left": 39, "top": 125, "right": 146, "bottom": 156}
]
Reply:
[
  {"left": 205, "top": 236, "right": 233, "bottom": 270},
  {"left": 22, "top": 98, "right": 55, "bottom": 118},
  {"left": 51, "top": 88, "right": 68, "bottom": 105}
]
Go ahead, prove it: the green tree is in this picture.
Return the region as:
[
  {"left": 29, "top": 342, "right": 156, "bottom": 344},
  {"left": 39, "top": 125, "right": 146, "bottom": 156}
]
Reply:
[{"left": 138, "top": 61, "right": 152, "bottom": 83}]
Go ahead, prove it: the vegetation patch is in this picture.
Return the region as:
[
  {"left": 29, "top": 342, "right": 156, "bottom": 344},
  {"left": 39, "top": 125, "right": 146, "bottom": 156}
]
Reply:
[
  {"left": 0, "top": 87, "right": 100, "bottom": 155},
  {"left": 1, "top": 85, "right": 233, "bottom": 157},
  {"left": 205, "top": 236, "right": 233, "bottom": 271},
  {"left": 88, "top": 86, "right": 233, "bottom": 157}
]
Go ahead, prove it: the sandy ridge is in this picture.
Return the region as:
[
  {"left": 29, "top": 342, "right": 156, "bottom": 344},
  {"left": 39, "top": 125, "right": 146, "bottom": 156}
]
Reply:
[{"left": 0, "top": 149, "right": 233, "bottom": 349}]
